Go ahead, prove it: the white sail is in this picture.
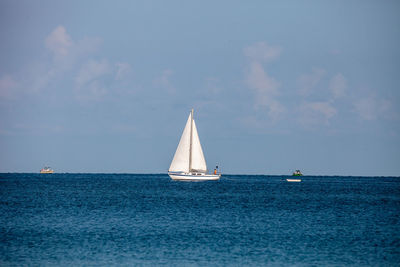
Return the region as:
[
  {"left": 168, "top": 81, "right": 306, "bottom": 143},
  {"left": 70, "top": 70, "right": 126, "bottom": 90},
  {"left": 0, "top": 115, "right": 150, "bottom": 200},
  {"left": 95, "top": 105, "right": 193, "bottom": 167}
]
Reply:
[
  {"left": 168, "top": 109, "right": 219, "bottom": 181},
  {"left": 168, "top": 114, "right": 191, "bottom": 173},
  {"left": 190, "top": 119, "right": 207, "bottom": 172}
]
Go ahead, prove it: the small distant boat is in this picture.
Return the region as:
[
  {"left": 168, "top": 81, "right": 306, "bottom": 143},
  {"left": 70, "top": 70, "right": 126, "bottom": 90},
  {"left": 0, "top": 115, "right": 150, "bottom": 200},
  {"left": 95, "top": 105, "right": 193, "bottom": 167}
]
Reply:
[
  {"left": 168, "top": 109, "right": 220, "bottom": 181},
  {"left": 40, "top": 167, "right": 54, "bottom": 174},
  {"left": 292, "top": 170, "right": 303, "bottom": 176},
  {"left": 286, "top": 178, "right": 301, "bottom": 182},
  {"left": 287, "top": 170, "right": 302, "bottom": 182}
]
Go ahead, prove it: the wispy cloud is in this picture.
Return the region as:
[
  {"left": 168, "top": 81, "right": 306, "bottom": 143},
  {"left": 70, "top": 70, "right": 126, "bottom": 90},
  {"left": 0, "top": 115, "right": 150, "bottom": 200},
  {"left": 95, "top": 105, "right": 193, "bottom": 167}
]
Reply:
[
  {"left": 329, "top": 73, "right": 347, "bottom": 99},
  {"left": 354, "top": 96, "right": 397, "bottom": 121},
  {"left": 43, "top": 26, "right": 133, "bottom": 102},
  {"left": 295, "top": 70, "right": 349, "bottom": 128},
  {"left": 45, "top": 26, "right": 73, "bottom": 59},
  {"left": 42, "top": 26, "right": 103, "bottom": 90},
  {"left": 74, "top": 59, "right": 111, "bottom": 101},
  {"left": 244, "top": 42, "right": 282, "bottom": 63},
  {"left": 77, "top": 80, "right": 108, "bottom": 101},
  {"left": 115, "top": 62, "right": 132, "bottom": 81},
  {"left": 246, "top": 62, "right": 284, "bottom": 119},
  {"left": 0, "top": 25, "right": 134, "bottom": 104},
  {"left": 45, "top": 25, "right": 101, "bottom": 65},
  {"left": 246, "top": 62, "right": 279, "bottom": 100},
  {"left": 297, "top": 68, "right": 326, "bottom": 96},
  {"left": 0, "top": 25, "right": 103, "bottom": 100},
  {"left": 75, "top": 59, "right": 110, "bottom": 86},
  {"left": 298, "top": 101, "right": 337, "bottom": 126},
  {"left": 244, "top": 42, "right": 285, "bottom": 121}
]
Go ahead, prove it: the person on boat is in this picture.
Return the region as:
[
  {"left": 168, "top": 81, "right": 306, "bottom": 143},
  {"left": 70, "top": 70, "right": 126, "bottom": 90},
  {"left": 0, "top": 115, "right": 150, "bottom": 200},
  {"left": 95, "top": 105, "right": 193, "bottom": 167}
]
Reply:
[{"left": 214, "top": 165, "right": 218, "bottom": 175}]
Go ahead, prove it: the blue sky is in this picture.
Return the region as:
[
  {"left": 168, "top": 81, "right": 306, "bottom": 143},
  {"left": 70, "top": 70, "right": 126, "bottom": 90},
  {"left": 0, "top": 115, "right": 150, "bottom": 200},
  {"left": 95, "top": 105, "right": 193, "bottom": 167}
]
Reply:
[{"left": 0, "top": 0, "right": 399, "bottom": 175}]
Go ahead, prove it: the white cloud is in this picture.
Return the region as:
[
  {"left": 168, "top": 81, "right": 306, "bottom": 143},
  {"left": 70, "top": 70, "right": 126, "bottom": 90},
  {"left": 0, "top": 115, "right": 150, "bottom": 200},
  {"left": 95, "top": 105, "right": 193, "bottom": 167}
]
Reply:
[
  {"left": 45, "top": 26, "right": 73, "bottom": 59},
  {"left": 1, "top": 23, "right": 138, "bottom": 140},
  {"left": 44, "top": 26, "right": 102, "bottom": 72},
  {"left": 246, "top": 62, "right": 279, "bottom": 105},
  {"left": 243, "top": 42, "right": 285, "bottom": 121},
  {"left": 75, "top": 80, "right": 108, "bottom": 102},
  {"left": 297, "top": 68, "right": 326, "bottom": 96},
  {"left": 244, "top": 42, "right": 282, "bottom": 63},
  {"left": 354, "top": 96, "right": 397, "bottom": 121},
  {"left": 86, "top": 81, "right": 107, "bottom": 98},
  {"left": 245, "top": 61, "right": 285, "bottom": 120},
  {"left": 75, "top": 59, "right": 110, "bottom": 86},
  {"left": 299, "top": 101, "right": 337, "bottom": 126},
  {"left": 329, "top": 73, "right": 347, "bottom": 99},
  {"left": 296, "top": 71, "right": 349, "bottom": 129},
  {"left": 9, "top": 25, "right": 103, "bottom": 97},
  {"left": 268, "top": 100, "right": 286, "bottom": 121},
  {"left": 74, "top": 59, "right": 112, "bottom": 101},
  {"left": 309, "top": 102, "right": 337, "bottom": 118},
  {"left": 42, "top": 26, "right": 131, "bottom": 102},
  {"left": 115, "top": 62, "right": 132, "bottom": 81},
  {"left": 354, "top": 97, "right": 379, "bottom": 120},
  {"left": 74, "top": 37, "right": 102, "bottom": 57}
]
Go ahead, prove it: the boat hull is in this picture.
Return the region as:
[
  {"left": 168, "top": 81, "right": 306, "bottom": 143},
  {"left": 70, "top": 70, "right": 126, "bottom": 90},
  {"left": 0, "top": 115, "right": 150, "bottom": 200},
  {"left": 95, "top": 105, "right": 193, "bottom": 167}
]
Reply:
[
  {"left": 40, "top": 170, "right": 54, "bottom": 174},
  {"left": 168, "top": 173, "right": 221, "bottom": 181},
  {"left": 286, "top": 178, "right": 301, "bottom": 182}
]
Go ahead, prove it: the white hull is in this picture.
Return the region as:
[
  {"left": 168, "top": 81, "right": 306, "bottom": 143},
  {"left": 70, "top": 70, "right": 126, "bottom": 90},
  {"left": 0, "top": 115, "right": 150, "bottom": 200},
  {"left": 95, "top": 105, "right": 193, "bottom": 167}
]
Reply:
[
  {"left": 169, "top": 173, "right": 221, "bottom": 181},
  {"left": 286, "top": 178, "right": 301, "bottom": 182}
]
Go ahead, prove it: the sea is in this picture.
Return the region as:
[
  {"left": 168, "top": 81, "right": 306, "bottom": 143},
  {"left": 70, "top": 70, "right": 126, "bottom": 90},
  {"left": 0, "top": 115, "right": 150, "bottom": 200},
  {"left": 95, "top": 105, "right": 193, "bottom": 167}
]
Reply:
[{"left": 1, "top": 173, "right": 399, "bottom": 266}]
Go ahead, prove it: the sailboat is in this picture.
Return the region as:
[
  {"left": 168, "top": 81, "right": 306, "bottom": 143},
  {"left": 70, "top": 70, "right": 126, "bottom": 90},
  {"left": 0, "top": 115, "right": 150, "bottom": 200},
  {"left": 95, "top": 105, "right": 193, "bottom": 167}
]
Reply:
[{"left": 168, "top": 109, "right": 221, "bottom": 181}]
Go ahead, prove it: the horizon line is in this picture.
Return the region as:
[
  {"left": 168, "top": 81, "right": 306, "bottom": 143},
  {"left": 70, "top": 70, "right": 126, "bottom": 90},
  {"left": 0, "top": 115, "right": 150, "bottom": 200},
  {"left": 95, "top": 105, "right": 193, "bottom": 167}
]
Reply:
[{"left": 0, "top": 172, "right": 399, "bottom": 178}]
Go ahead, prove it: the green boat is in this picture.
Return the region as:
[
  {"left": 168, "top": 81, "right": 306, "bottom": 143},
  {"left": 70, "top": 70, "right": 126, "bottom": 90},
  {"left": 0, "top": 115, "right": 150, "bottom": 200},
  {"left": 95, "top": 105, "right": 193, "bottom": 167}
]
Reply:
[{"left": 292, "top": 170, "right": 303, "bottom": 176}]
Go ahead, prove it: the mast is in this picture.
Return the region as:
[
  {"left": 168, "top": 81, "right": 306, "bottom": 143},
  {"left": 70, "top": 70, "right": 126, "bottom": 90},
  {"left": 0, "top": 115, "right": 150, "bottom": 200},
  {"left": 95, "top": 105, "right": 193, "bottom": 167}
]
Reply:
[{"left": 189, "top": 108, "right": 193, "bottom": 172}]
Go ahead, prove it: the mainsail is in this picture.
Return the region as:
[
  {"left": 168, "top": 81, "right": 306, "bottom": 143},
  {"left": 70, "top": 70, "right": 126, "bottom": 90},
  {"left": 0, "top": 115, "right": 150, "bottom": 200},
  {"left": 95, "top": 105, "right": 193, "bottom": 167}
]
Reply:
[
  {"left": 169, "top": 110, "right": 207, "bottom": 173},
  {"left": 190, "top": 119, "right": 207, "bottom": 172}
]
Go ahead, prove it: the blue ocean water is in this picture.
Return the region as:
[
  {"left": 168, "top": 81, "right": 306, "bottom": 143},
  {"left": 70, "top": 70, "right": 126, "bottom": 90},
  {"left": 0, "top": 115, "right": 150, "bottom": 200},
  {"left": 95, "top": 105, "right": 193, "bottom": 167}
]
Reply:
[{"left": 1, "top": 174, "right": 399, "bottom": 266}]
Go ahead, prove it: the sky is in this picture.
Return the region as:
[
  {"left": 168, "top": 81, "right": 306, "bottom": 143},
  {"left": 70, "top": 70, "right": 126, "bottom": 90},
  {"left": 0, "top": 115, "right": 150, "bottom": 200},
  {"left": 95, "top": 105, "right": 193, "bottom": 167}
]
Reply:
[{"left": 0, "top": 0, "right": 399, "bottom": 175}]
